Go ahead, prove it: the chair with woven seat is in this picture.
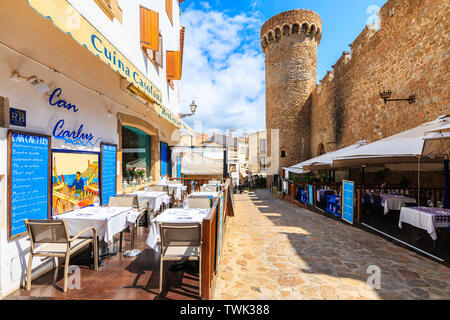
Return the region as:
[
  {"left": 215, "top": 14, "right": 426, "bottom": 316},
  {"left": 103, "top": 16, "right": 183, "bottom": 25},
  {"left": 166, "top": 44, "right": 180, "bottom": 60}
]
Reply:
[
  {"left": 24, "top": 219, "right": 98, "bottom": 292},
  {"left": 159, "top": 223, "right": 202, "bottom": 293},
  {"left": 188, "top": 197, "right": 211, "bottom": 209},
  {"left": 108, "top": 196, "right": 148, "bottom": 251}
]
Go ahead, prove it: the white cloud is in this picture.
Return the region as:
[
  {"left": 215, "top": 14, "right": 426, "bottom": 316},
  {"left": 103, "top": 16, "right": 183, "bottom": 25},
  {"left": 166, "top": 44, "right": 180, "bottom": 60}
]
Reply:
[{"left": 180, "top": 6, "right": 266, "bottom": 135}]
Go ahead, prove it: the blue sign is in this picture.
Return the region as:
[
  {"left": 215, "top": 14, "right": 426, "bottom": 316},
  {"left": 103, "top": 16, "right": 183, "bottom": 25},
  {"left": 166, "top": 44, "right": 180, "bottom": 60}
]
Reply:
[
  {"left": 342, "top": 180, "right": 355, "bottom": 224},
  {"left": 160, "top": 142, "right": 168, "bottom": 176},
  {"left": 9, "top": 132, "right": 49, "bottom": 238},
  {"left": 10, "top": 108, "right": 26, "bottom": 127},
  {"left": 101, "top": 144, "right": 117, "bottom": 205},
  {"left": 308, "top": 185, "right": 314, "bottom": 205}
]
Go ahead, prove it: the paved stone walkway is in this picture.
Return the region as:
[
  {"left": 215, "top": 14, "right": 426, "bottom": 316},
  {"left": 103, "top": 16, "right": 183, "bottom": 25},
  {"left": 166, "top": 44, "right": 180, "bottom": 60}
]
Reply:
[{"left": 213, "top": 189, "right": 450, "bottom": 300}]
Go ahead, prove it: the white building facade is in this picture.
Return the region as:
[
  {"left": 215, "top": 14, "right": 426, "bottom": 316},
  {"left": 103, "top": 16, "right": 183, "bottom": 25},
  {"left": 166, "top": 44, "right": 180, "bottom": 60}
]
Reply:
[{"left": 0, "top": 0, "right": 191, "bottom": 296}]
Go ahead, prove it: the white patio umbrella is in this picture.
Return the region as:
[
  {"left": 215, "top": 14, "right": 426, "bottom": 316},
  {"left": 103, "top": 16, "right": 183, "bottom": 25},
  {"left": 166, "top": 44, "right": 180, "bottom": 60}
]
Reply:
[
  {"left": 284, "top": 140, "right": 368, "bottom": 176},
  {"left": 422, "top": 123, "right": 450, "bottom": 158},
  {"left": 333, "top": 115, "right": 450, "bottom": 168}
]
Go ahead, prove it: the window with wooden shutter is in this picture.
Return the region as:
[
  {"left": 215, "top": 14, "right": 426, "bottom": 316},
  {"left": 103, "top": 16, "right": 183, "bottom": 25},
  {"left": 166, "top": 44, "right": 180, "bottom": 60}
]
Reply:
[
  {"left": 140, "top": 6, "right": 159, "bottom": 52},
  {"left": 166, "top": 51, "right": 181, "bottom": 80},
  {"left": 94, "top": 0, "right": 122, "bottom": 23},
  {"left": 166, "top": 0, "right": 173, "bottom": 24}
]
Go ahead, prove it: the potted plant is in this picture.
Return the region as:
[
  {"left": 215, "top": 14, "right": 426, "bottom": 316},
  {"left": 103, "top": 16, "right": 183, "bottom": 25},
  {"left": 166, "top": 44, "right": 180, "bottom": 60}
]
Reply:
[{"left": 136, "top": 168, "right": 146, "bottom": 185}]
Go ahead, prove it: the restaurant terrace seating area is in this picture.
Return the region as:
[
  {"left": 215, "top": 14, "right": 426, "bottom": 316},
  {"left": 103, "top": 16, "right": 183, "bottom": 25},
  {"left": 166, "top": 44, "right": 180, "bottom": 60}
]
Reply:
[
  {"left": 281, "top": 115, "right": 450, "bottom": 263},
  {"left": 5, "top": 179, "right": 234, "bottom": 300}
]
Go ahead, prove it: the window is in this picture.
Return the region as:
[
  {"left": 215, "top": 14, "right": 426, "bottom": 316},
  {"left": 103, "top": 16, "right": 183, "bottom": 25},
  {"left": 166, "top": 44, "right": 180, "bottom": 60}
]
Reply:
[
  {"left": 166, "top": 0, "right": 173, "bottom": 24},
  {"left": 140, "top": 6, "right": 159, "bottom": 52},
  {"left": 260, "top": 139, "right": 266, "bottom": 154},
  {"left": 260, "top": 157, "right": 266, "bottom": 170},
  {"left": 122, "top": 126, "right": 151, "bottom": 182},
  {"left": 281, "top": 150, "right": 286, "bottom": 158},
  {"left": 166, "top": 51, "right": 182, "bottom": 80},
  {"left": 147, "top": 33, "right": 163, "bottom": 67},
  {"left": 94, "top": 0, "right": 122, "bottom": 23}
]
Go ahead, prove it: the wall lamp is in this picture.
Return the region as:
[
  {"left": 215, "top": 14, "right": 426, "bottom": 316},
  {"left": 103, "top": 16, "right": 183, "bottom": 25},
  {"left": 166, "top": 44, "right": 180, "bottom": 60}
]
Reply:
[
  {"left": 179, "top": 100, "right": 197, "bottom": 119},
  {"left": 379, "top": 90, "right": 415, "bottom": 105}
]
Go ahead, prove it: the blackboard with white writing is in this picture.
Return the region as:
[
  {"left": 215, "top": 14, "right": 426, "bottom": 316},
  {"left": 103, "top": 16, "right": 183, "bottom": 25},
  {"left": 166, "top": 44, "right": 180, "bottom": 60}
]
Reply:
[
  {"left": 8, "top": 131, "right": 50, "bottom": 239},
  {"left": 101, "top": 143, "right": 117, "bottom": 205}
]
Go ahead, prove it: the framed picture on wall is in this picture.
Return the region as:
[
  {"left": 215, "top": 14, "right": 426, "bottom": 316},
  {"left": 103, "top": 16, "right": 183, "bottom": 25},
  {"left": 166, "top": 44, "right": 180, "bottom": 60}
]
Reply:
[{"left": 51, "top": 149, "right": 100, "bottom": 216}]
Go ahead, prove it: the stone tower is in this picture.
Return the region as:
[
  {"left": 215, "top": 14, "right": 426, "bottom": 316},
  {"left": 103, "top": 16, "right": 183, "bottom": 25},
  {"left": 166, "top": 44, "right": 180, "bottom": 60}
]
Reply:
[{"left": 261, "top": 10, "right": 322, "bottom": 182}]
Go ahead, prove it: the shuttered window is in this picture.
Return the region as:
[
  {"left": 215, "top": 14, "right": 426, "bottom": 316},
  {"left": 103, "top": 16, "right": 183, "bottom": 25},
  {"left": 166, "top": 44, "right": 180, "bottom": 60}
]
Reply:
[
  {"left": 166, "top": 51, "right": 181, "bottom": 80},
  {"left": 166, "top": 0, "right": 173, "bottom": 24},
  {"left": 140, "top": 6, "right": 159, "bottom": 52},
  {"left": 94, "top": 0, "right": 122, "bottom": 23}
]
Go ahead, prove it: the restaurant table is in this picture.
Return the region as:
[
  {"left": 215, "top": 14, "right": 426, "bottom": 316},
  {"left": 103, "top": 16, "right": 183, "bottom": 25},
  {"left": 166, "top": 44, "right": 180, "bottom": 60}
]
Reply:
[
  {"left": 316, "top": 189, "right": 337, "bottom": 203},
  {"left": 124, "top": 190, "right": 170, "bottom": 212},
  {"left": 146, "top": 208, "right": 210, "bottom": 251},
  {"left": 399, "top": 207, "right": 450, "bottom": 240},
  {"left": 189, "top": 191, "right": 219, "bottom": 200},
  {"left": 158, "top": 183, "right": 183, "bottom": 200},
  {"left": 54, "top": 206, "right": 133, "bottom": 243},
  {"left": 380, "top": 194, "right": 417, "bottom": 215}
]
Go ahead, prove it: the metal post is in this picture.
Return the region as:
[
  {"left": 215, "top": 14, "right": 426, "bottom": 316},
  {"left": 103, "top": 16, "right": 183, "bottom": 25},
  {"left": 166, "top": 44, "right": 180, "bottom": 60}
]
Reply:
[
  {"left": 361, "top": 167, "right": 365, "bottom": 186},
  {"left": 444, "top": 160, "right": 449, "bottom": 209}
]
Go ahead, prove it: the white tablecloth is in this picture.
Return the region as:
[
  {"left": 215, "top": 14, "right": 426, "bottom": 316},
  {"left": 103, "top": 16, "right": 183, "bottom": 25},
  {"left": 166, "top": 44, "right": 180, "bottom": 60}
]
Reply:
[
  {"left": 399, "top": 207, "right": 450, "bottom": 240},
  {"left": 54, "top": 206, "right": 133, "bottom": 243},
  {"left": 124, "top": 191, "right": 170, "bottom": 211},
  {"left": 146, "top": 208, "right": 210, "bottom": 251},
  {"left": 158, "top": 183, "right": 183, "bottom": 200},
  {"left": 189, "top": 191, "right": 219, "bottom": 199},
  {"left": 380, "top": 194, "right": 417, "bottom": 215}
]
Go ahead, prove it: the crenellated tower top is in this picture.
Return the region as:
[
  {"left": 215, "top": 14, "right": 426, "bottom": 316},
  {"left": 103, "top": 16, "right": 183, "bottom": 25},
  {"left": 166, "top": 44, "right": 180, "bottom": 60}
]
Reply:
[{"left": 260, "top": 9, "right": 322, "bottom": 53}]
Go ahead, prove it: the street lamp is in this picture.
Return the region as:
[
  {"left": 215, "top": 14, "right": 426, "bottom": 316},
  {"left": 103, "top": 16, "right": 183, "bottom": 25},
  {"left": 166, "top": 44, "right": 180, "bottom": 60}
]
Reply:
[{"left": 180, "top": 100, "right": 197, "bottom": 118}]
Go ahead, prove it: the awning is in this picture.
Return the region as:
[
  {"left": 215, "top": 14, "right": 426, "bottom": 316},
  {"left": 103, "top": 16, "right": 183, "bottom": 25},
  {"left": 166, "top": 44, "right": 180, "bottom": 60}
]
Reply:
[
  {"left": 333, "top": 115, "right": 450, "bottom": 168},
  {"left": 26, "top": 0, "right": 193, "bottom": 135},
  {"left": 284, "top": 140, "right": 368, "bottom": 174},
  {"left": 422, "top": 123, "right": 450, "bottom": 158},
  {"left": 181, "top": 154, "right": 223, "bottom": 175}
]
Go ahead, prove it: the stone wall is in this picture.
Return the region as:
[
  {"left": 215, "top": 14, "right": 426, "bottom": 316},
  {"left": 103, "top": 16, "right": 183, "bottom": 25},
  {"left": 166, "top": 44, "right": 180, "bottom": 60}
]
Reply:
[
  {"left": 310, "top": 0, "right": 449, "bottom": 157},
  {"left": 261, "top": 9, "right": 322, "bottom": 181}
]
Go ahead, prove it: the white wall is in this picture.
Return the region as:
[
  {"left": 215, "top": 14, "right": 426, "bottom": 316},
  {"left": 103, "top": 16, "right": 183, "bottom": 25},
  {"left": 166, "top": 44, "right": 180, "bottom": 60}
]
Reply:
[
  {"left": 67, "top": 0, "right": 182, "bottom": 114},
  {"left": 0, "top": 45, "right": 122, "bottom": 296}
]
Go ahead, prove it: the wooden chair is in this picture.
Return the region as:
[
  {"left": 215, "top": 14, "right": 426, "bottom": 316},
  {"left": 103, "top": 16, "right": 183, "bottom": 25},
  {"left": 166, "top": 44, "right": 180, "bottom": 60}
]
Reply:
[
  {"left": 159, "top": 223, "right": 202, "bottom": 293},
  {"left": 24, "top": 219, "right": 98, "bottom": 292},
  {"left": 188, "top": 197, "right": 211, "bottom": 209}
]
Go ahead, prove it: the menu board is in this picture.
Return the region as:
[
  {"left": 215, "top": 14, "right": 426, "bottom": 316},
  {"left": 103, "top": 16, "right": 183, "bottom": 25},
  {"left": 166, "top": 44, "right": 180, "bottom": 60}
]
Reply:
[
  {"left": 342, "top": 180, "right": 355, "bottom": 224},
  {"left": 8, "top": 131, "right": 50, "bottom": 239},
  {"left": 100, "top": 143, "right": 117, "bottom": 205},
  {"left": 308, "top": 185, "right": 314, "bottom": 205}
]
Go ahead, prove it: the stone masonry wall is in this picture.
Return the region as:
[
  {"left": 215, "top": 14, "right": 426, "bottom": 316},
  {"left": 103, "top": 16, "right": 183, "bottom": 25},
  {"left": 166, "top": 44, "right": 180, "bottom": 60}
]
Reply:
[
  {"left": 310, "top": 0, "right": 449, "bottom": 156},
  {"left": 261, "top": 10, "right": 322, "bottom": 181}
]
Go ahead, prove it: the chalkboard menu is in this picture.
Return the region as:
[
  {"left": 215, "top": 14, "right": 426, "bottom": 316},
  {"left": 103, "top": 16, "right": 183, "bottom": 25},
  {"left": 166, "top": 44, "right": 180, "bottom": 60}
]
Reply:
[
  {"left": 8, "top": 131, "right": 50, "bottom": 239},
  {"left": 100, "top": 143, "right": 117, "bottom": 205}
]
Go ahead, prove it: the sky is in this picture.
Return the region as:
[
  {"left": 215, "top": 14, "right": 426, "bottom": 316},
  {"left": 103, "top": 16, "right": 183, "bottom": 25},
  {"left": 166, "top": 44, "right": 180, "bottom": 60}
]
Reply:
[{"left": 179, "top": 0, "right": 388, "bottom": 137}]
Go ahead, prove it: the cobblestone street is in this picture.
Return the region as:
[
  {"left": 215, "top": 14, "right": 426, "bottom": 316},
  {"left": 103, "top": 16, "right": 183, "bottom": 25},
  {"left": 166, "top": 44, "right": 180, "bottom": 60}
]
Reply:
[{"left": 213, "top": 189, "right": 450, "bottom": 300}]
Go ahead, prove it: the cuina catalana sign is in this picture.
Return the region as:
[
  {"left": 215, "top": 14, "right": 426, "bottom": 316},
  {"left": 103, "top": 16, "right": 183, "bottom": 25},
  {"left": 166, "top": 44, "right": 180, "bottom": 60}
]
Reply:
[{"left": 26, "top": 0, "right": 193, "bottom": 135}]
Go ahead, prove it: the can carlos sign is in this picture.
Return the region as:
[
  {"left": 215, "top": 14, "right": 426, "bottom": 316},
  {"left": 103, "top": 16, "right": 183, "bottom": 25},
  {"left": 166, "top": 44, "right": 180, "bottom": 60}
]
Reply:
[{"left": 48, "top": 88, "right": 100, "bottom": 147}]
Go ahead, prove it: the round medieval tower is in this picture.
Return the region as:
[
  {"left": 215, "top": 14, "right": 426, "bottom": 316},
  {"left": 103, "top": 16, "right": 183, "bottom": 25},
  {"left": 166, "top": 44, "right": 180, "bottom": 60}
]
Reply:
[{"left": 261, "top": 10, "right": 322, "bottom": 183}]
